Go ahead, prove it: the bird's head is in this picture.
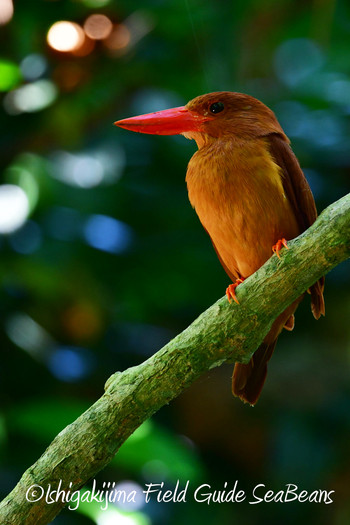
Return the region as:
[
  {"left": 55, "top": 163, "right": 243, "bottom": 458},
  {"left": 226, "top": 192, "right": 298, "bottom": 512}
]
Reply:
[{"left": 114, "top": 92, "right": 286, "bottom": 148}]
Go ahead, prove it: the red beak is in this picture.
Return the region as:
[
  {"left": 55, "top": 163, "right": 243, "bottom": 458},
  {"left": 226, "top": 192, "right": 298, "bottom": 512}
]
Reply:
[{"left": 114, "top": 106, "right": 212, "bottom": 135}]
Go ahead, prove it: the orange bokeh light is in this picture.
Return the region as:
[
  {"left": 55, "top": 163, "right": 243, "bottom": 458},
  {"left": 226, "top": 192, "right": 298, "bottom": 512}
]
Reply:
[
  {"left": 83, "top": 14, "right": 113, "bottom": 40},
  {"left": 62, "top": 302, "right": 103, "bottom": 342},
  {"left": 104, "top": 24, "right": 131, "bottom": 51}
]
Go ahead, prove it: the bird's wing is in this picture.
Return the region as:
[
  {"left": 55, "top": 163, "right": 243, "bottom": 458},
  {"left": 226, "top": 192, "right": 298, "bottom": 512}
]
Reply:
[
  {"left": 205, "top": 228, "right": 240, "bottom": 282},
  {"left": 267, "top": 133, "right": 325, "bottom": 319},
  {"left": 267, "top": 134, "right": 317, "bottom": 230}
]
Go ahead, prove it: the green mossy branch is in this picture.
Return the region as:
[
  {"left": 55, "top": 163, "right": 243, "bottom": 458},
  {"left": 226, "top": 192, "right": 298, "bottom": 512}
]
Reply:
[{"left": 1, "top": 193, "right": 349, "bottom": 525}]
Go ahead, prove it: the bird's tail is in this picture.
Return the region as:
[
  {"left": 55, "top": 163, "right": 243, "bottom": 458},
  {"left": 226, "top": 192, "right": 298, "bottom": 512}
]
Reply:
[
  {"left": 232, "top": 339, "right": 278, "bottom": 406},
  {"left": 232, "top": 277, "right": 325, "bottom": 406},
  {"left": 232, "top": 298, "right": 303, "bottom": 406}
]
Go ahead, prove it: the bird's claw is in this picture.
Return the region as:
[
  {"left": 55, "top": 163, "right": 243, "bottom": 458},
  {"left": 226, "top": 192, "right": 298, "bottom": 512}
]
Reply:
[
  {"left": 226, "top": 278, "right": 244, "bottom": 304},
  {"left": 272, "top": 238, "right": 289, "bottom": 259}
]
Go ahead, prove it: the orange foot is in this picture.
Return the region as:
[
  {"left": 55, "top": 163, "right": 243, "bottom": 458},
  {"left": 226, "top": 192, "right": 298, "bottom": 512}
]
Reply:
[
  {"left": 272, "top": 238, "right": 289, "bottom": 259},
  {"left": 226, "top": 278, "right": 245, "bottom": 304}
]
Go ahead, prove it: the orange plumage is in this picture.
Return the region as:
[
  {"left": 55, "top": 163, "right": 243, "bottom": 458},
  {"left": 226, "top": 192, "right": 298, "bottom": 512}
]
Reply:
[{"left": 115, "top": 91, "right": 325, "bottom": 405}]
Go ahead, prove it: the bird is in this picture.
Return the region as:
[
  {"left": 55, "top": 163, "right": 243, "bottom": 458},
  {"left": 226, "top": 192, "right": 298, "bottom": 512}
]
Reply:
[{"left": 114, "top": 91, "right": 325, "bottom": 405}]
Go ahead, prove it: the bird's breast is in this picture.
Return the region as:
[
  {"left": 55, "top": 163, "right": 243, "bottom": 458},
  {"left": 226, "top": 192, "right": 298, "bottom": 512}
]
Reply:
[{"left": 186, "top": 138, "right": 300, "bottom": 279}]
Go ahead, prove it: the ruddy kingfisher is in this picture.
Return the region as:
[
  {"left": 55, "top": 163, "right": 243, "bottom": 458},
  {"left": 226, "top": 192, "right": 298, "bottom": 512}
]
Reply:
[{"left": 114, "top": 91, "right": 325, "bottom": 405}]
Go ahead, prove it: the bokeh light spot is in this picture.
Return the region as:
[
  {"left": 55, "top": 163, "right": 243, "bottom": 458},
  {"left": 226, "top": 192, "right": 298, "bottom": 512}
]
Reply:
[
  {"left": 5, "top": 313, "right": 53, "bottom": 359},
  {"left": 9, "top": 220, "right": 42, "bottom": 254},
  {"left": 103, "top": 11, "right": 154, "bottom": 55},
  {"left": 124, "top": 10, "right": 154, "bottom": 47},
  {"left": 274, "top": 38, "right": 324, "bottom": 87},
  {"left": 142, "top": 459, "right": 169, "bottom": 482},
  {"left": 113, "top": 481, "right": 145, "bottom": 511},
  {"left": 131, "top": 88, "right": 183, "bottom": 116},
  {"left": 0, "top": 0, "right": 13, "bottom": 25},
  {"left": 71, "top": 35, "right": 95, "bottom": 57},
  {"left": 49, "top": 147, "right": 125, "bottom": 188},
  {"left": 0, "top": 185, "right": 29, "bottom": 234},
  {"left": 84, "top": 215, "right": 133, "bottom": 254},
  {"left": 104, "top": 24, "right": 131, "bottom": 52},
  {"left": 3, "top": 79, "right": 58, "bottom": 114},
  {"left": 53, "top": 63, "right": 89, "bottom": 91},
  {"left": 308, "top": 110, "right": 344, "bottom": 147},
  {"left": 84, "top": 14, "right": 113, "bottom": 40},
  {"left": 96, "top": 510, "right": 150, "bottom": 525},
  {"left": 20, "top": 54, "right": 47, "bottom": 81},
  {"left": 72, "top": 153, "right": 103, "bottom": 187},
  {"left": 62, "top": 302, "right": 103, "bottom": 341},
  {"left": 275, "top": 100, "right": 310, "bottom": 138},
  {"left": 48, "top": 346, "right": 94, "bottom": 382},
  {"left": 47, "top": 21, "right": 85, "bottom": 52},
  {"left": 5, "top": 163, "right": 40, "bottom": 212},
  {"left": 325, "top": 78, "right": 350, "bottom": 107},
  {"left": 0, "top": 59, "right": 21, "bottom": 91}
]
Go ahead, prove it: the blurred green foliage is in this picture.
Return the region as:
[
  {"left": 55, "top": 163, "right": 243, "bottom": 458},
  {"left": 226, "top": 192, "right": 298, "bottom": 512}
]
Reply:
[{"left": 0, "top": 0, "right": 350, "bottom": 524}]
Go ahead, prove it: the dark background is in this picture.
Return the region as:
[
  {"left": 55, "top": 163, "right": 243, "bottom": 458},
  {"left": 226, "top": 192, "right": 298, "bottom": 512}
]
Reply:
[{"left": 0, "top": 0, "right": 350, "bottom": 524}]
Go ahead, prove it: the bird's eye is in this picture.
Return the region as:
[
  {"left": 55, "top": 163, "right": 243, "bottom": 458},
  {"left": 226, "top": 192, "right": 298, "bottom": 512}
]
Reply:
[{"left": 209, "top": 102, "right": 225, "bottom": 114}]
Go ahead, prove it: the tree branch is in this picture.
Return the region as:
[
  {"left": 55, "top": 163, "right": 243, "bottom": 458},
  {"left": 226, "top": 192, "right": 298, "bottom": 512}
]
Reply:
[{"left": 1, "top": 193, "right": 349, "bottom": 525}]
